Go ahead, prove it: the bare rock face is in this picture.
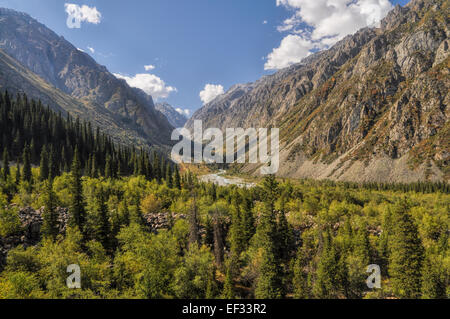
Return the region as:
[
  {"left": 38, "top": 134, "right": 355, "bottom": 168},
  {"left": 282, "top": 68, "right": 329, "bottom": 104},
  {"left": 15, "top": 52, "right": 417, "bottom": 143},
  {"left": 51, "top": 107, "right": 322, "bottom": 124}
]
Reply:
[
  {"left": 155, "top": 102, "right": 188, "bottom": 128},
  {"left": 187, "top": 0, "right": 449, "bottom": 182},
  {"left": 0, "top": 8, "right": 174, "bottom": 148}
]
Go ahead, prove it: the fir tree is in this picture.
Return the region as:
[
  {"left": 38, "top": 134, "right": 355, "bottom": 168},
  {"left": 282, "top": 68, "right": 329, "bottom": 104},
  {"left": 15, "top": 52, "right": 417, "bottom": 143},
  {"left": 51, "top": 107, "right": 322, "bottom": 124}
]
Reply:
[
  {"left": 293, "top": 248, "right": 309, "bottom": 299},
  {"left": 2, "top": 147, "right": 9, "bottom": 181},
  {"left": 39, "top": 146, "right": 49, "bottom": 181},
  {"left": 41, "top": 180, "right": 59, "bottom": 240},
  {"left": 68, "top": 148, "right": 86, "bottom": 234},
  {"left": 22, "top": 144, "right": 32, "bottom": 183},
  {"left": 388, "top": 201, "right": 424, "bottom": 299},
  {"left": 174, "top": 168, "right": 181, "bottom": 189}
]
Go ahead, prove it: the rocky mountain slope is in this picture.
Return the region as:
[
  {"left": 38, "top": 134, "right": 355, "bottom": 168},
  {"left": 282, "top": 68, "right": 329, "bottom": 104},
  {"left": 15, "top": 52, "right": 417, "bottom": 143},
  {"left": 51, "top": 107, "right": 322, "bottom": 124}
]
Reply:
[
  {"left": 186, "top": 0, "right": 449, "bottom": 183},
  {"left": 155, "top": 102, "right": 188, "bottom": 128},
  {"left": 0, "top": 48, "right": 160, "bottom": 148},
  {"left": 0, "top": 8, "right": 174, "bottom": 149}
]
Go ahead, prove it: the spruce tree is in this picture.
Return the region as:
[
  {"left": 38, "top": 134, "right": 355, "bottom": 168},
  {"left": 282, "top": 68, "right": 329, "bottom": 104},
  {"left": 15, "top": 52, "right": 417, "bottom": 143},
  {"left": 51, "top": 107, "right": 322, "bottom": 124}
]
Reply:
[
  {"left": 41, "top": 180, "right": 59, "bottom": 240},
  {"left": 22, "top": 144, "right": 32, "bottom": 183},
  {"left": 174, "top": 168, "right": 181, "bottom": 189},
  {"left": 105, "top": 155, "right": 112, "bottom": 179},
  {"left": 254, "top": 201, "right": 284, "bottom": 299},
  {"left": 93, "top": 187, "right": 111, "bottom": 251},
  {"left": 222, "top": 264, "right": 235, "bottom": 299},
  {"left": 388, "top": 201, "right": 424, "bottom": 299},
  {"left": 166, "top": 165, "right": 173, "bottom": 188},
  {"left": 39, "top": 146, "right": 49, "bottom": 181},
  {"left": 68, "top": 148, "right": 86, "bottom": 234},
  {"left": 293, "top": 248, "right": 309, "bottom": 299},
  {"left": 2, "top": 147, "right": 9, "bottom": 181}
]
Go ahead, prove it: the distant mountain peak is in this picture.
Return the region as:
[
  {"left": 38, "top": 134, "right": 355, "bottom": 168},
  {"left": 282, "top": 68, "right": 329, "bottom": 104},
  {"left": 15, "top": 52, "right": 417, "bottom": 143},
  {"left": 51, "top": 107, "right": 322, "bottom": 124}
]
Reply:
[{"left": 155, "top": 102, "right": 188, "bottom": 128}]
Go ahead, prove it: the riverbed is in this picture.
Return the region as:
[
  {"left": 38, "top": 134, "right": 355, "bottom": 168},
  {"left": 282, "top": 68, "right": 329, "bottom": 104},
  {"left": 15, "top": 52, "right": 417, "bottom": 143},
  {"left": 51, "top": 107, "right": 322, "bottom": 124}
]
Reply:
[{"left": 200, "top": 170, "right": 256, "bottom": 188}]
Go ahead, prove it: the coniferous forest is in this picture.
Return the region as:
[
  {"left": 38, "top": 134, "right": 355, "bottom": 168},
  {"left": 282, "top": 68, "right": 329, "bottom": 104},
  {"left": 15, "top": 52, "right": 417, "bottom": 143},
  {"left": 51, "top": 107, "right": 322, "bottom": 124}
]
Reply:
[{"left": 0, "top": 92, "right": 448, "bottom": 299}]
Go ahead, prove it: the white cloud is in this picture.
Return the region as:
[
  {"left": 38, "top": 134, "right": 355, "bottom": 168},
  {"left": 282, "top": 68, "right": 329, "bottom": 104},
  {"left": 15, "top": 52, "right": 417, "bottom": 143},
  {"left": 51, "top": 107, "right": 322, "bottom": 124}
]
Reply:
[
  {"left": 65, "top": 3, "right": 102, "bottom": 29},
  {"left": 144, "top": 65, "right": 156, "bottom": 71},
  {"left": 265, "top": 34, "right": 315, "bottom": 70},
  {"left": 176, "top": 108, "right": 190, "bottom": 116},
  {"left": 87, "top": 46, "right": 95, "bottom": 54},
  {"left": 265, "top": 0, "right": 393, "bottom": 70},
  {"left": 263, "top": 20, "right": 268, "bottom": 24},
  {"left": 114, "top": 73, "right": 177, "bottom": 100},
  {"left": 199, "top": 84, "right": 224, "bottom": 104}
]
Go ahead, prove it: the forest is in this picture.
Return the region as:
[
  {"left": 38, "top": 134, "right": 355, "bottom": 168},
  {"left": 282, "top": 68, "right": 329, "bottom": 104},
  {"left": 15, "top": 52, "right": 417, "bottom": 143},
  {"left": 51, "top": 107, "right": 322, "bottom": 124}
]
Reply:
[{"left": 0, "top": 92, "right": 448, "bottom": 299}]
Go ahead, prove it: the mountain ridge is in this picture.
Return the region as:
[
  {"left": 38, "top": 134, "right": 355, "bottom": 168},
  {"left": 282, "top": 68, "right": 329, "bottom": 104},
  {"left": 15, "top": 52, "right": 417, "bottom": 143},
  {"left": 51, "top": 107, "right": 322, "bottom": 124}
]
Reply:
[
  {"left": 186, "top": 0, "right": 449, "bottom": 183},
  {"left": 0, "top": 7, "right": 174, "bottom": 149},
  {"left": 155, "top": 102, "right": 188, "bottom": 128}
]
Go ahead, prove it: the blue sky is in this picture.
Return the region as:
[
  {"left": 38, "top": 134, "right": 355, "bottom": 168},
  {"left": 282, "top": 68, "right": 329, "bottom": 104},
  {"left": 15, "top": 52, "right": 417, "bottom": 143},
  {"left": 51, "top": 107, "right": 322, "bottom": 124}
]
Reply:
[{"left": 0, "top": 0, "right": 409, "bottom": 116}]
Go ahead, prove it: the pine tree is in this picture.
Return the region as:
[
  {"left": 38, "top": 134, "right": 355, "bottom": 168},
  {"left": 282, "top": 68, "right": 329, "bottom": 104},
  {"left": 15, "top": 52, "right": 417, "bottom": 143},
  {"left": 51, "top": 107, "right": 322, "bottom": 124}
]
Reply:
[
  {"left": 228, "top": 190, "right": 245, "bottom": 275},
  {"left": 39, "top": 145, "right": 49, "bottom": 181},
  {"left": 388, "top": 201, "right": 424, "bottom": 299},
  {"left": 93, "top": 186, "right": 111, "bottom": 251},
  {"left": 41, "top": 180, "right": 59, "bottom": 240},
  {"left": 68, "top": 148, "right": 86, "bottom": 234},
  {"left": 2, "top": 147, "right": 9, "bottom": 181},
  {"left": 254, "top": 202, "right": 284, "bottom": 299},
  {"left": 174, "top": 168, "right": 181, "bottom": 189},
  {"left": 22, "top": 144, "right": 32, "bottom": 183},
  {"left": 313, "top": 230, "right": 341, "bottom": 298},
  {"left": 48, "top": 146, "right": 59, "bottom": 180},
  {"left": 293, "top": 248, "right": 309, "bottom": 299},
  {"left": 166, "top": 165, "right": 173, "bottom": 188},
  {"left": 105, "top": 155, "right": 112, "bottom": 179},
  {"left": 276, "top": 209, "right": 293, "bottom": 263},
  {"left": 15, "top": 162, "right": 21, "bottom": 185},
  {"left": 222, "top": 264, "right": 235, "bottom": 299},
  {"left": 421, "top": 253, "right": 446, "bottom": 299}
]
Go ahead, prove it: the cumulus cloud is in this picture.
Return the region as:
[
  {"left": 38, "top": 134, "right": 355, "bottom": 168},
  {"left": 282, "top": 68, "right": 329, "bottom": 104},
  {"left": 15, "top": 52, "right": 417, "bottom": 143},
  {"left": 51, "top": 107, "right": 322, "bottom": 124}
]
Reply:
[
  {"left": 176, "top": 108, "right": 190, "bottom": 116},
  {"left": 114, "top": 73, "right": 177, "bottom": 100},
  {"left": 199, "top": 84, "right": 224, "bottom": 105},
  {"left": 87, "top": 46, "right": 95, "bottom": 54},
  {"left": 265, "top": 35, "right": 316, "bottom": 70},
  {"left": 265, "top": 0, "right": 393, "bottom": 70},
  {"left": 144, "top": 65, "right": 156, "bottom": 71},
  {"left": 65, "top": 3, "right": 102, "bottom": 29}
]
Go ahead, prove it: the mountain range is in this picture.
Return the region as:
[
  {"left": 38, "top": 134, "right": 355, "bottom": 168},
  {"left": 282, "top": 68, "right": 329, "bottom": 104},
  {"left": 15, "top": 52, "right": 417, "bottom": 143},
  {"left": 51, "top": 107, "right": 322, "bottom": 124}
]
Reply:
[
  {"left": 0, "top": 8, "right": 174, "bottom": 150},
  {"left": 186, "top": 0, "right": 449, "bottom": 183},
  {"left": 155, "top": 102, "right": 188, "bottom": 128},
  {"left": 0, "top": 1, "right": 448, "bottom": 183}
]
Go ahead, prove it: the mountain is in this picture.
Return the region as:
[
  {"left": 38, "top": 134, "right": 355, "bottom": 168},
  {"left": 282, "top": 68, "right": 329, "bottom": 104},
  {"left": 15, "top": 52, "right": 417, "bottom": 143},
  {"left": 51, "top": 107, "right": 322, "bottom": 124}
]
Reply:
[
  {"left": 155, "top": 102, "right": 188, "bottom": 128},
  {"left": 0, "top": 8, "right": 174, "bottom": 149},
  {"left": 0, "top": 48, "right": 157, "bottom": 148},
  {"left": 186, "top": 0, "right": 449, "bottom": 183}
]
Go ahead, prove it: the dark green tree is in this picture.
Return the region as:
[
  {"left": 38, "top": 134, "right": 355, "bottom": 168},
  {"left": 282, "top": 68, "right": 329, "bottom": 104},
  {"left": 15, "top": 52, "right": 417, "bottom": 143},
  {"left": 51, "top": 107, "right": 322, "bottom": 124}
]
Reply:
[
  {"left": 68, "top": 148, "right": 86, "bottom": 234},
  {"left": 2, "top": 147, "right": 9, "bottom": 181},
  {"left": 388, "top": 201, "right": 424, "bottom": 299},
  {"left": 39, "top": 146, "right": 49, "bottom": 181},
  {"left": 41, "top": 180, "right": 59, "bottom": 240}
]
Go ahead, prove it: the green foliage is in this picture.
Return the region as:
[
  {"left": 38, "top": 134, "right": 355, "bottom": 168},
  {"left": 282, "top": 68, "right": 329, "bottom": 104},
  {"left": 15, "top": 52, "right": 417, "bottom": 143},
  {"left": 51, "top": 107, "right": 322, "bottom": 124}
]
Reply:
[{"left": 388, "top": 201, "right": 424, "bottom": 299}]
